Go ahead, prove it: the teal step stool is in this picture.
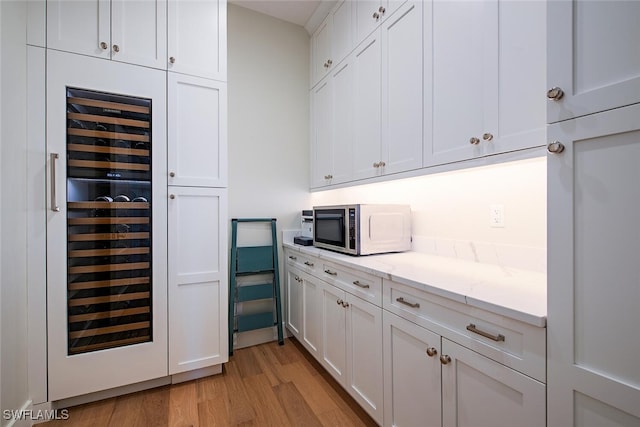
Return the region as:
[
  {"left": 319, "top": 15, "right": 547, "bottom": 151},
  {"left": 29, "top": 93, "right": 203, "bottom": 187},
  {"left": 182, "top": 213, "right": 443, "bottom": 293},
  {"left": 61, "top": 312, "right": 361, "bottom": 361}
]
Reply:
[{"left": 229, "top": 218, "right": 284, "bottom": 355}]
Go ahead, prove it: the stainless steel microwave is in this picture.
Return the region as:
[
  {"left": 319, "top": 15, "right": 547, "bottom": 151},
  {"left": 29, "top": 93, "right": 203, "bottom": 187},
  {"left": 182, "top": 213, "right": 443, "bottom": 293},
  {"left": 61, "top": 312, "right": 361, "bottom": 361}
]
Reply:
[{"left": 313, "top": 204, "right": 411, "bottom": 256}]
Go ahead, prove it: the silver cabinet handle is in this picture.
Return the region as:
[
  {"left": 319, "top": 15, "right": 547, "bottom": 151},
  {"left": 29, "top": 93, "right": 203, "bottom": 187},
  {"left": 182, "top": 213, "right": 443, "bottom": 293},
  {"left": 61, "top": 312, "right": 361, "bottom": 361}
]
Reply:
[
  {"left": 426, "top": 347, "right": 438, "bottom": 357},
  {"left": 100, "top": 41, "right": 108, "bottom": 50},
  {"left": 373, "top": 12, "right": 380, "bottom": 20},
  {"left": 482, "top": 133, "right": 493, "bottom": 141},
  {"left": 169, "top": 56, "right": 176, "bottom": 64},
  {"left": 440, "top": 355, "right": 452, "bottom": 365},
  {"left": 50, "top": 153, "right": 60, "bottom": 212},
  {"left": 547, "top": 87, "right": 564, "bottom": 100},
  {"left": 169, "top": 194, "right": 175, "bottom": 200},
  {"left": 470, "top": 137, "right": 480, "bottom": 145},
  {"left": 323, "top": 62, "right": 329, "bottom": 68},
  {"left": 324, "top": 174, "right": 333, "bottom": 180},
  {"left": 379, "top": 6, "right": 386, "bottom": 14},
  {"left": 169, "top": 171, "right": 175, "bottom": 177},
  {"left": 341, "top": 300, "right": 350, "bottom": 308},
  {"left": 324, "top": 269, "right": 337, "bottom": 276},
  {"left": 396, "top": 297, "right": 420, "bottom": 308},
  {"left": 304, "top": 261, "right": 314, "bottom": 267},
  {"left": 373, "top": 162, "right": 380, "bottom": 168},
  {"left": 294, "top": 275, "right": 300, "bottom": 282},
  {"left": 466, "top": 323, "right": 505, "bottom": 342},
  {"left": 379, "top": 161, "right": 386, "bottom": 167},
  {"left": 289, "top": 255, "right": 297, "bottom": 261},
  {"left": 547, "top": 141, "right": 565, "bottom": 154},
  {"left": 352, "top": 280, "right": 370, "bottom": 289},
  {"left": 112, "top": 44, "right": 120, "bottom": 53},
  {"left": 337, "top": 299, "right": 343, "bottom": 305},
  {"left": 327, "top": 59, "right": 333, "bottom": 66}
]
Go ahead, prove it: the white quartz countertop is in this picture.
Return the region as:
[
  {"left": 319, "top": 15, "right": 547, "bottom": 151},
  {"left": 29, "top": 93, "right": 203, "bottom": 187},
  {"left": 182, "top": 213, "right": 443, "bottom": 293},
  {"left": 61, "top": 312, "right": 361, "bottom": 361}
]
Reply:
[{"left": 283, "top": 240, "right": 547, "bottom": 327}]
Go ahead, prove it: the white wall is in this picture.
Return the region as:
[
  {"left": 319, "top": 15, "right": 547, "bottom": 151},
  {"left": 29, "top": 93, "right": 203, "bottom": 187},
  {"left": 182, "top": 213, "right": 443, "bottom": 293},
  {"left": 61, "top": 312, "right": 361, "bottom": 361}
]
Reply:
[
  {"left": 311, "top": 157, "right": 547, "bottom": 272},
  {"left": 1, "top": 0, "right": 30, "bottom": 424},
  {"left": 227, "top": 4, "right": 311, "bottom": 347}
]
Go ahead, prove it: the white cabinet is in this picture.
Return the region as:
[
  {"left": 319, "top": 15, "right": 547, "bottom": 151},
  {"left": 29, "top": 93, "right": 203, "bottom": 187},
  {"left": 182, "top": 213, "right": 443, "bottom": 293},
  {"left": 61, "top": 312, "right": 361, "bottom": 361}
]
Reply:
[
  {"left": 441, "top": 338, "right": 545, "bottom": 427},
  {"left": 547, "top": 103, "right": 640, "bottom": 427},
  {"left": 320, "top": 280, "right": 384, "bottom": 424},
  {"left": 302, "top": 272, "right": 323, "bottom": 359},
  {"left": 425, "top": 0, "right": 545, "bottom": 166},
  {"left": 310, "top": 78, "right": 334, "bottom": 188},
  {"left": 285, "top": 267, "right": 303, "bottom": 339},
  {"left": 168, "top": 73, "right": 227, "bottom": 188},
  {"left": 547, "top": 1, "right": 640, "bottom": 123},
  {"left": 383, "top": 311, "right": 441, "bottom": 427},
  {"left": 47, "top": 0, "right": 167, "bottom": 69},
  {"left": 168, "top": 0, "right": 226, "bottom": 81},
  {"left": 354, "top": 0, "right": 405, "bottom": 47},
  {"left": 168, "top": 187, "right": 228, "bottom": 374},
  {"left": 310, "top": 0, "right": 353, "bottom": 89}
]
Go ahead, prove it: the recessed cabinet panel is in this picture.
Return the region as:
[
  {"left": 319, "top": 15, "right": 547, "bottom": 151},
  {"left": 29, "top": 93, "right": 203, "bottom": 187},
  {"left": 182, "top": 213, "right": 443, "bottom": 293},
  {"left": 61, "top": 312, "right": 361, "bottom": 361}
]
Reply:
[
  {"left": 547, "top": 1, "right": 640, "bottom": 122},
  {"left": 285, "top": 266, "right": 303, "bottom": 338},
  {"left": 111, "top": 0, "right": 167, "bottom": 69},
  {"left": 310, "top": 79, "right": 333, "bottom": 188},
  {"left": 321, "top": 281, "right": 347, "bottom": 382},
  {"left": 168, "top": 73, "right": 227, "bottom": 188},
  {"left": 168, "top": 186, "right": 228, "bottom": 374},
  {"left": 312, "top": 17, "right": 332, "bottom": 86},
  {"left": 331, "top": 61, "right": 355, "bottom": 184},
  {"left": 47, "top": 0, "right": 110, "bottom": 59},
  {"left": 168, "top": 0, "right": 226, "bottom": 80},
  {"left": 302, "top": 276, "right": 322, "bottom": 357}
]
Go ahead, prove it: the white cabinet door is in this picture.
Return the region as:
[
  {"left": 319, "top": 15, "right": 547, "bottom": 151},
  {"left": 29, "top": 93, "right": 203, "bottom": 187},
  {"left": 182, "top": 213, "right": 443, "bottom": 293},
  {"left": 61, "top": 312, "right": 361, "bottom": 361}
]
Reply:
[
  {"left": 381, "top": 0, "right": 423, "bottom": 174},
  {"left": 352, "top": 31, "right": 382, "bottom": 181},
  {"left": 441, "top": 338, "right": 545, "bottom": 427},
  {"left": 427, "top": 0, "right": 491, "bottom": 166},
  {"left": 111, "top": 0, "right": 167, "bottom": 69},
  {"left": 383, "top": 311, "right": 441, "bottom": 427},
  {"left": 331, "top": 0, "right": 353, "bottom": 70},
  {"left": 310, "top": 78, "right": 333, "bottom": 188},
  {"left": 330, "top": 59, "right": 355, "bottom": 184},
  {"left": 302, "top": 274, "right": 323, "bottom": 359},
  {"left": 311, "top": 16, "right": 332, "bottom": 87},
  {"left": 168, "top": 73, "right": 227, "bottom": 188},
  {"left": 547, "top": 1, "right": 640, "bottom": 123},
  {"left": 320, "top": 281, "right": 347, "bottom": 383},
  {"left": 345, "top": 293, "right": 383, "bottom": 425},
  {"left": 547, "top": 104, "right": 640, "bottom": 427},
  {"left": 285, "top": 267, "right": 303, "bottom": 340},
  {"left": 168, "top": 186, "right": 228, "bottom": 374},
  {"left": 46, "top": 51, "right": 168, "bottom": 400},
  {"left": 168, "top": 0, "right": 226, "bottom": 81},
  {"left": 47, "top": 0, "right": 110, "bottom": 59}
]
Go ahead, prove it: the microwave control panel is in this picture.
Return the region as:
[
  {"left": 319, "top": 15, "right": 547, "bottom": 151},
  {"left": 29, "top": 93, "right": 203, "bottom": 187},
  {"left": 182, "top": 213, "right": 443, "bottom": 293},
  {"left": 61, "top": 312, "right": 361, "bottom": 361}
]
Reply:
[{"left": 349, "top": 208, "right": 356, "bottom": 250}]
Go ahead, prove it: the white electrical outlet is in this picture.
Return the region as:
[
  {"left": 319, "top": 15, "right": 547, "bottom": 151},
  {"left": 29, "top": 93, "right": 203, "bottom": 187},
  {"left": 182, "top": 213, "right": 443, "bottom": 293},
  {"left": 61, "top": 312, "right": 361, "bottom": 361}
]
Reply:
[{"left": 490, "top": 204, "right": 505, "bottom": 228}]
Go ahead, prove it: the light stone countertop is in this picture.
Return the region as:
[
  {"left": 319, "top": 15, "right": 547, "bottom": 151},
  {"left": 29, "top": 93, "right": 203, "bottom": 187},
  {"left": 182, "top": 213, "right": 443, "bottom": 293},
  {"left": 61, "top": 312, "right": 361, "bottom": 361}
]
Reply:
[{"left": 283, "top": 237, "right": 547, "bottom": 327}]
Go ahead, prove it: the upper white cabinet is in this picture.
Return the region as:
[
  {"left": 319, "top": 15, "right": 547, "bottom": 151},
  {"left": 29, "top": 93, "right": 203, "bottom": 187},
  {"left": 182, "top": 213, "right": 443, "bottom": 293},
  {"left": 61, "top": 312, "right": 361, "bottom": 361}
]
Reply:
[
  {"left": 547, "top": 0, "right": 640, "bottom": 123},
  {"left": 353, "top": 0, "right": 423, "bottom": 181},
  {"left": 425, "top": 0, "right": 546, "bottom": 166},
  {"left": 311, "top": 0, "right": 353, "bottom": 88},
  {"left": 47, "top": 0, "right": 167, "bottom": 69},
  {"left": 547, "top": 103, "right": 640, "bottom": 427},
  {"left": 168, "top": 73, "right": 228, "bottom": 188},
  {"left": 354, "top": 0, "right": 406, "bottom": 47},
  {"left": 168, "top": 0, "right": 227, "bottom": 81}
]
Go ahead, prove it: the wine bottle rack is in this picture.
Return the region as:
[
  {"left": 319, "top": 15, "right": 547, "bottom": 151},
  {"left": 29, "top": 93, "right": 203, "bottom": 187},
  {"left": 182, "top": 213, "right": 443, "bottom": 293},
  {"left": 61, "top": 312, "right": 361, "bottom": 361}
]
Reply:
[{"left": 66, "top": 87, "right": 153, "bottom": 355}]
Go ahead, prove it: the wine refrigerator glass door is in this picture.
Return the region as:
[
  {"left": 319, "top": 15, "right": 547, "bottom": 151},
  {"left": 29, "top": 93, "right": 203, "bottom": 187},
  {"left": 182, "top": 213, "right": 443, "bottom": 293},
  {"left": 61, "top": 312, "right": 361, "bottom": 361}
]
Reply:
[{"left": 47, "top": 51, "right": 167, "bottom": 401}]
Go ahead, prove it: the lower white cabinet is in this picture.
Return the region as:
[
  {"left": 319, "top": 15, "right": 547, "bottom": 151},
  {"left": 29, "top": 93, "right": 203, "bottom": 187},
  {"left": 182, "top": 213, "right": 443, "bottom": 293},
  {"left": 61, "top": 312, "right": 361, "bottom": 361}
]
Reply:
[
  {"left": 302, "top": 272, "right": 323, "bottom": 359},
  {"left": 383, "top": 311, "right": 441, "bottom": 427},
  {"left": 441, "top": 338, "right": 545, "bottom": 427},
  {"left": 285, "top": 267, "right": 303, "bottom": 339},
  {"left": 320, "top": 280, "right": 384, "bottom": 424},
  {"left": 168, "top": 186, "right": 228, "bottom": 374}
]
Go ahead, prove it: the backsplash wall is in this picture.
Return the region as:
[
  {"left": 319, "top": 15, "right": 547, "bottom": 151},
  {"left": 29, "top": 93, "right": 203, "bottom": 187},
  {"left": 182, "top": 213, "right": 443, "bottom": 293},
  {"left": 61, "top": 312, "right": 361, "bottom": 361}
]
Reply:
[{"left": 309, "top": 157, "right": 547, "bottom": 272}]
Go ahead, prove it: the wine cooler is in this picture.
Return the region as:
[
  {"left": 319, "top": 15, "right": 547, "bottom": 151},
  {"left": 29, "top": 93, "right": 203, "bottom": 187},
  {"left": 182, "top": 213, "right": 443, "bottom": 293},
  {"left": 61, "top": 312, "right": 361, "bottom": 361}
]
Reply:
[
  {"left": 47, "top": 51, "right": 167, "bottom": 401},
  {"left": 66, "top": 88, "right": 153, "bottom": 354}
]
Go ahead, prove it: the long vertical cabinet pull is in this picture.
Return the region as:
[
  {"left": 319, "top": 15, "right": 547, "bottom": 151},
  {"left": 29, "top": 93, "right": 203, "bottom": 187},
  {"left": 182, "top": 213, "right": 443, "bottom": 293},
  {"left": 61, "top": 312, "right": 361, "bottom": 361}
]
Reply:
[{"left": 50, "top": 153, "right": 60, "bottom": 212}]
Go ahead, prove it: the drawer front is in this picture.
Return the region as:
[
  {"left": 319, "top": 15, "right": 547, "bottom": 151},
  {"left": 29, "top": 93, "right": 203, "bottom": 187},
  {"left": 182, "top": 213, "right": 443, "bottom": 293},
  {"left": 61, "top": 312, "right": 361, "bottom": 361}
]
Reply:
[
  {"left": 383, "top": 280, "right": 546, "bottom": 382},
  {"left": 320, "top": 261, "right": 382, "bottom": 306},
  {"left": 284, "top": 249, "right": 319, "bottom": 275}
]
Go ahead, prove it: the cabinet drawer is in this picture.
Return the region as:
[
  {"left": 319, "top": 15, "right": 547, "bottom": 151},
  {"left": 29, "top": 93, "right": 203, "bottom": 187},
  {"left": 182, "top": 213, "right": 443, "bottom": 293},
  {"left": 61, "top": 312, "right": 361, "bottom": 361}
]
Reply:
[
  {"left": 284, "top": 250, "right": 319, "bottom": 275},
  {"left": 383, "top": 280, "right": 546, "bottom": 382},
  {"left": 320, "top": 261, "right": 382, "bottom": 306}
]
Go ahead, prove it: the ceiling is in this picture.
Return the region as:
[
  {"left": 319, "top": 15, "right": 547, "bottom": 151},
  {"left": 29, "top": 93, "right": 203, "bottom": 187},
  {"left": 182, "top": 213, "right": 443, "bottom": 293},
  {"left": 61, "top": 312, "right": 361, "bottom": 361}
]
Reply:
[{"left": 231, "top": 0, "right": 323, "bottom": 28}]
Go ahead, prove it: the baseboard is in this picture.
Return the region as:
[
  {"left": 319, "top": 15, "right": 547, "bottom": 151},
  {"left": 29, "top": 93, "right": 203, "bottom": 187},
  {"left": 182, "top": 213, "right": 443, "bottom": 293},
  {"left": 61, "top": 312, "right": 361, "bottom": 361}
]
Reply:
[
  {"left": 2, "top": 399, "right": 34, "bottom": 427},
  {"left": 171, "top": 364, "right": 223, "bottom": 384}
]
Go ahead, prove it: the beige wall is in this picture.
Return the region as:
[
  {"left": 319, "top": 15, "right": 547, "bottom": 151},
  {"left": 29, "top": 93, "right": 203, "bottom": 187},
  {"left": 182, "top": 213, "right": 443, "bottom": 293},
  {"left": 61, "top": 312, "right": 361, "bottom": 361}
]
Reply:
[{"left": 227, "top": 4, "right": 311, "bottom": 346}]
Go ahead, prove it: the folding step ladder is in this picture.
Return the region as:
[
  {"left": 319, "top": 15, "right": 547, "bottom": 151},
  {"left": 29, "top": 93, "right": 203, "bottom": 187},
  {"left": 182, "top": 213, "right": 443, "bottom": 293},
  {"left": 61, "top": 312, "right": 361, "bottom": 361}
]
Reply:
[{"left": 228, "top": 218, "right": 284, "bottom": 355}]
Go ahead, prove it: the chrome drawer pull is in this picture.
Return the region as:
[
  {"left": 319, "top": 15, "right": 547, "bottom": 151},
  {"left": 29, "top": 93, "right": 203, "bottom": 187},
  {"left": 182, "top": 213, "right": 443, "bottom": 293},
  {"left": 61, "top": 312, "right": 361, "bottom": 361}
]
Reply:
[
  {"left": 352, "top": 280, "right": 370, "bottom": 289},
  {"left": 466, "top": 324, "right": 505, "bottom": 342},
  {"left": 324, "top": 269, "right": 337, "bottom": 276},
  {"left": 396, "top": 297, "right": 420, "bottom": 308},
  {"left": 304, "top": 261, "right": 314, "bottom": 267},
  {"left": 288, "top": 255, "right": 297, "bottom": 260}
]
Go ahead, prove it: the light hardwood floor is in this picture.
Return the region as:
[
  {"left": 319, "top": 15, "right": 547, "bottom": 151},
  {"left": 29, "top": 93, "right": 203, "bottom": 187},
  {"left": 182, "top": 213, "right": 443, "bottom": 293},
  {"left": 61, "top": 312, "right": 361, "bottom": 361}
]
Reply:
[{"left": 43, "top": 338, "right": 378, "bottom": 426}]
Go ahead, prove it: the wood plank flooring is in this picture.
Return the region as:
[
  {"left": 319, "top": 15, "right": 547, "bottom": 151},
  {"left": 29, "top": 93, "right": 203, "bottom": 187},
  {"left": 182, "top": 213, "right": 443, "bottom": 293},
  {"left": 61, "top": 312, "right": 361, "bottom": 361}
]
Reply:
[{"left": 43, "top": 338, "right": 378, "bottom": 427}]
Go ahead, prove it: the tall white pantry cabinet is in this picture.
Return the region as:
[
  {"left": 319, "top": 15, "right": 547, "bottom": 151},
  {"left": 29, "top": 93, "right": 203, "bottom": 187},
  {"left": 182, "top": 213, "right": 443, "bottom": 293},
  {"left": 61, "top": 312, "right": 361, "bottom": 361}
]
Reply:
[
  {"left": 546, "top": 0, "right": 640, "bottom": 426},
  {"left": 28, "top": 0, "right": 228, "bottom": 402}
]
